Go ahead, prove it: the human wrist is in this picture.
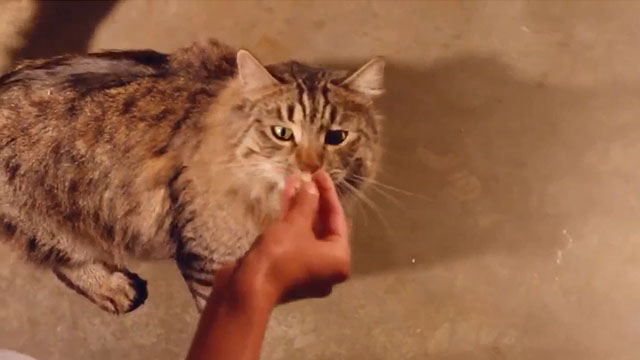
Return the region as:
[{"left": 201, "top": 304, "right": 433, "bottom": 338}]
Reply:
[{"left": 229, "top": 253, "right": 281, "bottom": 309}]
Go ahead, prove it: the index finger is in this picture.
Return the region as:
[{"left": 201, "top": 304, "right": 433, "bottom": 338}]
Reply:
[
  {"left": 280, "top": 175, "right": 301, "bottom": 219},
  {"left": 313, "top": 171, "right": 348, "bottom": 239}
]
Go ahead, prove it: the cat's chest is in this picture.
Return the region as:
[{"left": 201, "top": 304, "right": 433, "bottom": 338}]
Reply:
[
  {"left": 176, "top": 173, "right": 282, "bottom": 260},
  {"left": 217, "top": 191, "right": 280, "bottom": 231},
  {"left": 189, "top": 209, "right": 254, "bottom": 263},
  {"left": 204, "top": 191, "right": 280, "bottom": 251}
]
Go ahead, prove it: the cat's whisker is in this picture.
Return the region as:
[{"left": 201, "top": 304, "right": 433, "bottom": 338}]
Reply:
[
  {"left": 345, "top": 183, "right": 372, "bottom": 224},
  {"left": 364, "top": 184, "right": 405, "bottom": 209},
  {"left": 337, "top": 183, "right": 369, "bottom": 225},
  {"left": 345, "top": 188, "right": 370, "bottom": 225},
  {"left": 352, "top": 174, "right": 434, "bottom": 201},
  {"left": 340, "top": 181, "right": 393, "bottom": 235},
  {"left": 328, "top": 170, "right": 415, "bottom": 211},
  {"left": 367, "top": 182, "right": 432, "bottom": 207},
  {"left": 356, "top": 197, "right": 369, "bottom": 225}
]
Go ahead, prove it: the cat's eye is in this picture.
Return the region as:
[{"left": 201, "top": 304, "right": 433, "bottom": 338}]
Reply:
[
  {"left": 271, "top": 126, "right": 294, "bottom": 141},
  {"left": 325, "top": 130, "right": 349, "bottom": 145}
]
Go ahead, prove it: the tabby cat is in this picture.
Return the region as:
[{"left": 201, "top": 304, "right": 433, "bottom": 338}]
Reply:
[{"left": 0, "top": 39, "right": 384, "bottom": 314}]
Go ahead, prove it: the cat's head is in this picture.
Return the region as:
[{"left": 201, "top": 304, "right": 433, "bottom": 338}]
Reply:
[{"left": 227, "top": 50, "right": 384, "bottom": 204}]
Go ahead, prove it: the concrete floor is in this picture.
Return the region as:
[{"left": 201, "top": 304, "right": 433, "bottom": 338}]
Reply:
[{"left": 2, "top": 1, "right": 640, "bottom": 359}]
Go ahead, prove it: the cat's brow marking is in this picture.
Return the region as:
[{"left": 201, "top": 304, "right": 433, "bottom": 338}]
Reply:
[
  {"left": 295, "top": 80, "right": 307, "bottom": 119},
  {"left": 285, "top": 104, "right": 295, "bottom": 123}
]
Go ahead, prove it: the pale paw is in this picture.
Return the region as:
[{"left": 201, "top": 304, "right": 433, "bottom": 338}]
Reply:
[{"left": 93, "top": 270, "right": 148, "bottom": 315}]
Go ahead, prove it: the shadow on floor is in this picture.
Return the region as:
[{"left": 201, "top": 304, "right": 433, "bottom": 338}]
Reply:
[
  {"left": 327, "top": 55, "right": 607, "bottom": 276},
  {"left": 8, "top": 0, "right": 119, "bottom": 63}
]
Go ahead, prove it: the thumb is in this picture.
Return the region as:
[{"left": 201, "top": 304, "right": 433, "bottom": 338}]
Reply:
[{"left": 285, "top": 181, "right": 319, "bottom": 225}]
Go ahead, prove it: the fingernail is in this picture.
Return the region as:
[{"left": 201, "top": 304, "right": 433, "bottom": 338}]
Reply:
[
  {"left": 300, "top": 171, "right": 312, "bottom": 183},
  {"left": 304, "top": 181, "right": 318, "bottom": 195},
  {"left": 292, "top": 178, "right": 301, "bottom": 192}
]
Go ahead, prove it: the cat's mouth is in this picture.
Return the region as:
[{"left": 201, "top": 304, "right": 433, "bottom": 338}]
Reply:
[{"left": 277, "top": 160, "right": 366, "bottom": 202}]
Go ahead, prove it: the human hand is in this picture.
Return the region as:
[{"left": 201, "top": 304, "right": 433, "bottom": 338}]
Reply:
[
  {"left": 187, "top": 172, "right": 348, "bottom": 360},
  {"left": 220, "top": 170, "right": 351, "bottom": 305}
]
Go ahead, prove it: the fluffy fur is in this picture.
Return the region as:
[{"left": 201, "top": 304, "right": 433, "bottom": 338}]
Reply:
[{"left": 0, "top": 39, "right": 384, "bottom": 314}]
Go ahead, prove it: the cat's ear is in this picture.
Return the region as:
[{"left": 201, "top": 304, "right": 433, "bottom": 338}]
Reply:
[
  {"left": 340, "top": 57, "right": 385, "bottom": 97},
  {"left": 236, "top": 50, "right": 280, "bottom": 92}
]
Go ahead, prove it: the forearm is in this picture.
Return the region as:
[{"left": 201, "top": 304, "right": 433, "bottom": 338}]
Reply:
[{"left": 185, "top": 260, "right": 278, "bottom": 360}]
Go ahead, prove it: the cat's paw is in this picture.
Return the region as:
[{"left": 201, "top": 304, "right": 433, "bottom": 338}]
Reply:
[{"left": 94, "top": 270, "right": 148, "bottom": 315}]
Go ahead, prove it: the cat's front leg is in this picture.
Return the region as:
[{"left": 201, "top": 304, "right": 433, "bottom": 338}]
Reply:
[
  {"left": 176, "top": 251, "right": 218, "bottom": 312},
  {"left": 175, "top": 235, "right": 254, "bottom": 312},
  {"left": 170, "top": 180, "right": 259, "bottom": 312},
  {"left": 54, "top": 263, "right": 148, "bottom": 315}
]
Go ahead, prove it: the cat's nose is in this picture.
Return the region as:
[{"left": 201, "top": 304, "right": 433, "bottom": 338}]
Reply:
[{"left": 296, "top": 150, "right": 323, "bottom": 173}]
